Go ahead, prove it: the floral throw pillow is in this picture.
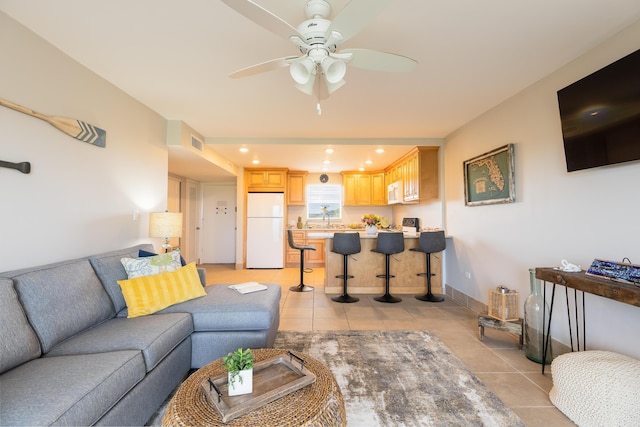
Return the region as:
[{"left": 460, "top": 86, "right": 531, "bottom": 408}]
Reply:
[{"left": 120, "top": 250, "right": 182, "bottom": 279}]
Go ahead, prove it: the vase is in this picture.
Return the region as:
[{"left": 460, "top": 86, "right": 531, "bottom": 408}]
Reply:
[
  {"left": 524, "top": 269, "right": 552, "bottom": 364},
  {"left": 228, "top": 368, "right": 253, "bottom": 396},
  {"left": 365, "top": 224, "right": 377, "bottom": 235}
]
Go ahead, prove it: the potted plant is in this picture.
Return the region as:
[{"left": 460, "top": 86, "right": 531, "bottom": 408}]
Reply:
[{"left": 222, "top": 348, "right": 254, "bottom": 396}]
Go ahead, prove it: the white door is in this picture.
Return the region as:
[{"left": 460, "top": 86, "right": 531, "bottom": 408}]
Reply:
[
  {"left": 183, "top": 180, "right": 200, "bottom": 264},
  {"left": 201, "top": 184, "right": 236, "bottom": 264},
  {"left": 167, "top": 177, "right": 182, "bottom": 250}
]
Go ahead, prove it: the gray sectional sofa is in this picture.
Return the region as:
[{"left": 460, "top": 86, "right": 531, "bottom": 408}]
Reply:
[{"left": 0, "top": 244, "right": 281, "bottom": 426}]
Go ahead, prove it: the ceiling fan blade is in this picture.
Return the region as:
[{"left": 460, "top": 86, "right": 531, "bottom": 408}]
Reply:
[
  {"left": 229, "top": 57, "right": 297, "bottom": 78},
  {"left": 328, "top": 0, "right": 392, "bottom": 43},
  {"left": 220, "top": 0, "right": 303, "bottom": 40},
  {"left": 341, "top": 48, "right": 418, "bottom": 72}
]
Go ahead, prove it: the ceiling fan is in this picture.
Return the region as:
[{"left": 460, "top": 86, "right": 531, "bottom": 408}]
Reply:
[{"left": 221, "top": 0, "right": 418, "bottom": 103}]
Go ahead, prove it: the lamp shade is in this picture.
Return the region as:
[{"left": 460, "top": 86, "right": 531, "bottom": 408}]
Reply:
[
  {"left": 289, "top": 57, "right": 315, "bottom": 85},
  {"left": 149, "top": 212, "right": 183, "bottom": 238},
  {"left": 321, "top": 56, "right": 346, "bottom": 84}
]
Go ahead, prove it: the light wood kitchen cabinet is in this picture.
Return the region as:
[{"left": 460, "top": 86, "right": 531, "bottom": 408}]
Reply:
[
  {"left": 371, "top": 172, "right": 386, "bottom": 205},
  {"left": 285, "top": 230, "right": 325, "bottom": 268},
  {"left": 342, "top": 173, "right": 371, "bottom": 206},
  {"left": 404, "top": 152, "right": 419, "bottom": 201},
  {"left": 305, "top": 238, "right": 325, "bottom": 266},
  {"left": 385, "top": 163, "right": 402, "bottom": 186},
  {"left": 385, "top": 147, "right": 439, "bottom": 202},
  {"left": 245, "top": 168, "right": 287, "bottom": 192},
  {"left": 342, "top": 171, "right": 386, "bottom": 206},
  {"left": 285, "top": 230, "right": 305, "bottom": 265},
  {"left": 287, "top": 171, "right": 307, "bottom": 205}
]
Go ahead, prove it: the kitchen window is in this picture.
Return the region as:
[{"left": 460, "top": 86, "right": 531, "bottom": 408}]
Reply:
[{"left": 306, "top": 184, "right": 342, "bottom": 220}]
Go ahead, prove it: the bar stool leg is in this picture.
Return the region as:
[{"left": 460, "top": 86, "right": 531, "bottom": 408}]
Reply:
[
  {"left": 415, "top": 253, "right": 444, "bottom": 302},
  {"left": 374, "top": 254, "right": 402, "bottom": 303},
  {"left": 332, "top": 254, "right": 359, "bottom": 303},
  {"left": 290, "top": 251, "right": 313, "bottom": 292}
]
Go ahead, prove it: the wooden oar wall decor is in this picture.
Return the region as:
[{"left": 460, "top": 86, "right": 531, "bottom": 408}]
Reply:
[
  {"left": 0, "top": 160, "right": 31, "bottom": 174},
  {"left": 0, "top": 97, "right": 106, "bottom": 147}
]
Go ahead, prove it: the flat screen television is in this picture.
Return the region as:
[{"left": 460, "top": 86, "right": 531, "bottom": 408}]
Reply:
[{"left": 557, "top": 48, "right": 640, "bottom": 172}]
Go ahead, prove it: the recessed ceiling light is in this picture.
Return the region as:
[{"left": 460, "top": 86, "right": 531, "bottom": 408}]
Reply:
[
  {"left": 376, "top": 149, "right": 384, "bottom": 154},
  {"left": 365, "top": 160, "right": 373, "bottom": 165},
  {"left": 252, "top": 159, "right": 260, "bottom": 164},
  {"left": 239, "top": 147, "right": 249, "bottom": 153},
  {"left": 325, "top": 148, "right": 334, "bottom": 154},
  {"left": 323, "top": 160, "right": 331, "bottom": 164},
  {"left": 358, "top": 167, "right": 365, "bottom": 172}
]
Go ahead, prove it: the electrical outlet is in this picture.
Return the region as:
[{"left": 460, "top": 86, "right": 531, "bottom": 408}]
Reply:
[
  {"left": 465, "top": 272, "right": 471, "bottom": 279},
  {"left": 133, "top": 210, "right": 139, "bottom": 221}
]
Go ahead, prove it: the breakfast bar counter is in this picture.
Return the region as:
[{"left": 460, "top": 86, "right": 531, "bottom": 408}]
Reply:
[{"left": 307, "top": 231, "right": 443, "bottom": 295}]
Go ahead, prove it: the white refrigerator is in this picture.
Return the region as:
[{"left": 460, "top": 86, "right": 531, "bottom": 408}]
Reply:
[{"left": 246, "top": 192, "right": 285, "bottom": 268}]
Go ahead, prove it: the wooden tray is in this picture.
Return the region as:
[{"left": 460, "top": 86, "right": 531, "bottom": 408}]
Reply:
[{"left": 200, "top": 352, "right": 316, "bottom": 423}]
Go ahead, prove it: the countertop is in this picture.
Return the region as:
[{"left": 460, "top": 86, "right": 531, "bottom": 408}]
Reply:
[{"left": 306, "top": 230, "right": 419, "bottom": 239}]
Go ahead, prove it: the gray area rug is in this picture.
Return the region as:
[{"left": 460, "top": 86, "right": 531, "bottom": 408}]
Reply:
[
  {"left": 274, "top": 330, "right": 524, "bottom": 427},
  {"left": 148, "top": 330, "right": 524, "bottom": 427}
]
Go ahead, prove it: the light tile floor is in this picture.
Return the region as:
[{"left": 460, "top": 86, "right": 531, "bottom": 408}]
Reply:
[{"left": 202, "top": 265, "right": 575, "bottom": 427}]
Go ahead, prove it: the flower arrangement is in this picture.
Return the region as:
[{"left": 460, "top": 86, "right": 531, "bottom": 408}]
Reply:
[{"left": 361, "top": 213, "right": 381, "bottom": 226}]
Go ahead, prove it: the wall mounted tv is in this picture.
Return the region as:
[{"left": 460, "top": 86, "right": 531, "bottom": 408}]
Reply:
[{"left": 557, "top": 48, "right": 640, "bottom": 172}]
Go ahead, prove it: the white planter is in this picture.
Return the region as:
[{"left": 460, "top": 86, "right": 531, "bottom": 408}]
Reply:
[
  {"left": 365, "top": 225, "right": 377, "bottom": 235},
  {"left": 228, "top": 368, "right": 253, "bottom": 396}
]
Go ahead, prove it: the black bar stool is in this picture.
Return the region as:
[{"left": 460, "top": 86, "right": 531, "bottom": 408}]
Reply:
[
  {"left": 372, "top": 232, "right": 404, "bottom": 303},
  {"left": 331, "top": 232, "right": 361, "bottom": 303},
  {"left": 410, "top": 230, "right": 445, "bottom": 302},
  {"left": 287, "top": 229, "right": 315, "bottom": 292}
]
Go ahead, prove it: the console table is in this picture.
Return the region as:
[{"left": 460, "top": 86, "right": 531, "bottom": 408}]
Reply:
[{"left": 534, "top": 267, "right": 640, "bottom": 373}]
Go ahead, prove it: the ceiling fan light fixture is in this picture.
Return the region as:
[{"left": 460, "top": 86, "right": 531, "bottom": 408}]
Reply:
[
  {"left": 325, "top": 78, "right": 345, "bottom": 94},
  {"left": 289, "top": 57, "right": 315, "bottom": 85},
  {"left": 321, "top": 56, "right": 346, "bottom": 84},
  {"left": 295, "top": 76, "right": 317, "bottom": 95}
]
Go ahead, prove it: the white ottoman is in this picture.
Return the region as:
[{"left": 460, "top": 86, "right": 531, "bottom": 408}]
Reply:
[{"left": 549, "top": 350, "right": 640, "bottom": 426}]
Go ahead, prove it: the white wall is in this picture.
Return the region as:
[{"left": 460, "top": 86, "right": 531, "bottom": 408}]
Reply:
[
  {"left": 444, "top": 21, "right": 640, "bottom": 358},
  {"left": 0, "top": 12, "right": 169, "bottom": 271}
]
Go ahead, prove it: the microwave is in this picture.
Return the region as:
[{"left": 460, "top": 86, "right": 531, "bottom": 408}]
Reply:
[{"left": 388, "top": 181, "right": 402, "bottom": 205}]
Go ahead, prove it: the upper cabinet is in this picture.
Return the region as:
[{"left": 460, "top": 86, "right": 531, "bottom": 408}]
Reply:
[
  {"left": 371, "top": 172, "right": 386, "bottom": 205},
  {"left": 287, "top": 171, "right": 307, "bottom": 205},
  {"left": 342, "top": 171, "right": 386, "bottom": 206},
  {"left": 385, "top": 147, "right": 439, "bottom": 202},
  {"left": 245, "top": 168, "right": 287, "bottom": 192}
]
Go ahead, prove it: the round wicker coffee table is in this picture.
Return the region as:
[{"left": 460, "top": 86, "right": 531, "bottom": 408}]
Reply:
[{"left": 162, "top": 348, "right": 346, "bottom": 427}]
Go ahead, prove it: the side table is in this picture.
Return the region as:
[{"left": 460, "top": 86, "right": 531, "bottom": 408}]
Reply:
[
  {"left": 478, "top": 315, "right": 523, "bottom": 349},
  {"left": 162, "top": 348, "right": 346, "bottom": 427}
]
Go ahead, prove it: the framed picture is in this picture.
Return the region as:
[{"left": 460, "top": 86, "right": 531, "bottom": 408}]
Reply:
[{"left": 463, "top": 144, "right": 515, "bottom": 206}]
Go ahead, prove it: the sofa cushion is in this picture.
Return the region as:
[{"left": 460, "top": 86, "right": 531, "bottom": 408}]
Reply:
[
  {"left": 120, "top": 249, "right": 183, "bottom": 279},
  {"left": 88, "top": 244, "right": 154, "bottom": 313},
  {"left": 0, "top": 350, "right": 145, "bottom": 426},
  {"left": 45, "top": 312, "right": 193, "bottom": 372},
  {"left": 117, "top": 263, "right": 206, "bottom": 318},
  {"left": 159, "top": 283, "right": 281, "bottom": 331},
  {"left": 0, "top": 278, "right": 41, "bottom": 374},
  {"left": 10, "top": 259, "right": 115, "bottom": 354}
]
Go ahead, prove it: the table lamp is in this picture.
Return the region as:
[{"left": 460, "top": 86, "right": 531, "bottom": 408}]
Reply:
[{"left": 149, "top": 211, "right": 183, "bottom": 252}]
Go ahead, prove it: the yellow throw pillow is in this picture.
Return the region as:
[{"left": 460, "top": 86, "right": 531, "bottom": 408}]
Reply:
[{"left": 117, "top": 263, "right": 206, "bottom": 318}]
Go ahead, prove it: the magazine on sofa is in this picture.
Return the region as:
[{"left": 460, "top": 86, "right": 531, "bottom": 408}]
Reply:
[{"left": 228, "top": 282, "right": 268, "bottom": 294}]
